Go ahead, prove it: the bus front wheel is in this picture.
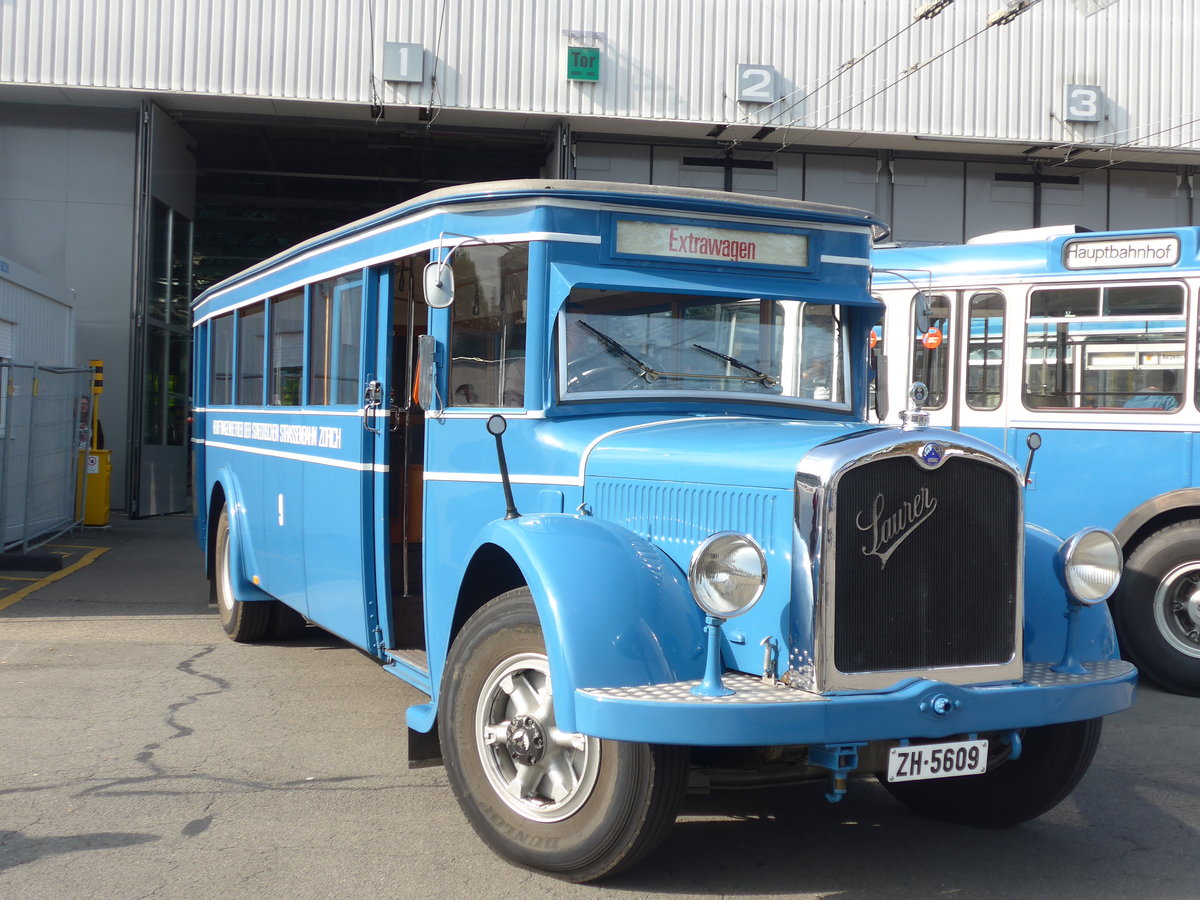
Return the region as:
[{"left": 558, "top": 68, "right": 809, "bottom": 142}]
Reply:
[
  {"left": 438, "top": 588, "right": 688, "bottom": 883},
  {"left": 212, "top": 507, "right": 272, "bottom": 643},
  {"left": 1116, "top": 520, "right": 1200, "bottom": 696}
]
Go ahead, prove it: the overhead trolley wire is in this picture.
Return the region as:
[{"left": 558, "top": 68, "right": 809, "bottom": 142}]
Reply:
[
  {"left": 1049, "top": 110, "right": 1200, "bottom": 169},
  {"left": 716, "top": 0, "right": 1047, "bottom": 161},
  {"left": 721, "top": 10, "right": 930, "bottom": 155},
  {"left": 764, "top": 16, "right": 1004, "bottom": 158}
]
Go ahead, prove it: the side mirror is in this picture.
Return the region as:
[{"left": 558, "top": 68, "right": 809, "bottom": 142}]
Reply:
[
  {"left": 416, "top": 334, "right": 438, "bottom": 410},
  {"left": 913, "top": 290, "right": 932, "bottom": 334},
  {"left": 423, "top": 261, "right": 455, "bottom": 309},
  {"left": 1023, "top": 431, "right": 1042, "bottom": 487}
]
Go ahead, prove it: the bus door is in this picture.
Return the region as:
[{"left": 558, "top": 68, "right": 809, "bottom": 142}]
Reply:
[
  {"left": 299, "top": 270, "right": 383, "bottom": 650},
  {"left": 955, "top": 289, "right": 1010, "bottom": 450},
  {"left": 377, "top": 255, "right": 430, "bottom": 664},
  {"left": 907, "top": 290, "right": 957, "bottom": 429},
  {"left": 904, "top": 288, "right": 1011, "bottom": 451}
]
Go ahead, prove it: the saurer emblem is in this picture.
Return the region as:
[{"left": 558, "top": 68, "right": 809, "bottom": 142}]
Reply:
[{"left": 856, "top": 487, "right": 939, "bottom": 569}]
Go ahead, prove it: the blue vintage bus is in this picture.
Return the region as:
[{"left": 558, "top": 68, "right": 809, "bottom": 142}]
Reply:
[
  {"left": 874, "top": 225, "right": 1200, "bottom": 696},
  {"left": 192, "top": 182, "right": 1134, "bottom": 882}
]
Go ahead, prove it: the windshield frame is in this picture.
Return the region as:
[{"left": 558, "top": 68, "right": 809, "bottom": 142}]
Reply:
[{"left": 553, "top": 283, "right": 853, "bottom": 411}]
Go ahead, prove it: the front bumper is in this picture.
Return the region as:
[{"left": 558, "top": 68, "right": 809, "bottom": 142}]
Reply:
[{"left": 573, "top": 660, "right": 1136, "bottom": 746}]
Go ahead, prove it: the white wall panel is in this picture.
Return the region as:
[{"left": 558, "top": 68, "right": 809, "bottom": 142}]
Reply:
[
  {"left": 1039, "top": 168, "right": 1109, "bottom": 232},
  {"left": 4, "top": 1, "right": 1199, "bottom": 163},
  {"left": 573, "top": 142, "right": 652, "bottom": 183},
  {"left": 0, "top": 256, "right": 74, "bottom": 367},
  {"left": 805, "top": 155, "right": 878, "bottom": 214},
  {"left": 1108, "top": 170, "right": 1190, "bottom": 231},
  {"left": 892, "top": 159, "right": 965, "bottom": 244},
  {"left": 963, "top": 162, "right": 1034, "bottom": 238}
]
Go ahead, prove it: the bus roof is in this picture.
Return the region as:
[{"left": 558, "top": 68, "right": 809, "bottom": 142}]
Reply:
[
  {"left": 873, "top": 225, "right": 1200, "bottom": 289},
  {"left": 193, "top": 179, "right": 884, "bottom": 310}
]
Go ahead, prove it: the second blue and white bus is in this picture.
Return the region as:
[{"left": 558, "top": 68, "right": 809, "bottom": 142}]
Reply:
[
  {"left": 192, "top": 182, "right": 1134, "bottom": 881},
  {"left": 874, "top": 225, "right": 1200, "bottom": 695}
]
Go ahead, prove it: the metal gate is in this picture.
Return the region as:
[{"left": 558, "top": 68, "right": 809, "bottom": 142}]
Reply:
[{"left": 0, "top": 362, "right": 92, "bottom": 551}]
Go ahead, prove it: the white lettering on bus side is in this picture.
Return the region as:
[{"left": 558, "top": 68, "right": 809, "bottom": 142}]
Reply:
[{"left": 211, "top": 419, "right": 342, "bottom": 451}]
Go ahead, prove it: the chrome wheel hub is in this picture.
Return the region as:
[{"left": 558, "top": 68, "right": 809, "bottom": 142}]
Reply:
[
  {"left": 506, "top": 714, "right": 546, "bottom": 766},
  {"left": 1154, "top": 562, "right": 1200, "bottom": 659},
  {"left": 474, "top": 651, "right": 601, "bottom": 823}
]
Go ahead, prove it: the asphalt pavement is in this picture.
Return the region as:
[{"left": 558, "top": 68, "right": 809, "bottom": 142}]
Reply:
[{"left": 2, "top": 514, "right": 1199, "bottom": 899}]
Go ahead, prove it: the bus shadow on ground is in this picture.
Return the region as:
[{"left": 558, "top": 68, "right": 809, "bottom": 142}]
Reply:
[{"left": 603, "top": 768, "right": 1193, "bottom": 896}]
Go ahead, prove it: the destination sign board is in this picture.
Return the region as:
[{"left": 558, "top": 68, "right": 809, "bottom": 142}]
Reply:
[
  {"left": 1063, "top": 235, "right": 1181, "bottom": 269},
  {"left": 615, "top": 220, "right": 807, "bottom": 267}
]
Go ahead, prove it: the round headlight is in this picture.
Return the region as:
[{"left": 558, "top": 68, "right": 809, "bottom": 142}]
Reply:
[
  {"left": 688, "top": 533, "right": 767, "bottom": 618},
  {"left": 1060, "top": 528, "right": 1122, "bottom": 605}
]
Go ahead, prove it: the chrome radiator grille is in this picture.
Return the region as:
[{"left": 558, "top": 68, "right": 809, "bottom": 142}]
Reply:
[{"left": 831, "top": 455, "right": 1018, "bottom": 674}]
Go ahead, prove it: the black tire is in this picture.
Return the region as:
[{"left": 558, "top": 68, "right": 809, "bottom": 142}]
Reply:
[
  {"left": 880, "top": 718, "right": 1102, "bottom": 827},
  {"left": 212, "top": 507, "right": 273, "bottom": 643},
  {"left": 1112, "top": 520, "right": 1200, "bottom": 696},
  {"left": 268, "top": 602, "right": 310, "bottom": 640},
  {"left": 439, "top": 588, "right": 688, "bottom": 883}
]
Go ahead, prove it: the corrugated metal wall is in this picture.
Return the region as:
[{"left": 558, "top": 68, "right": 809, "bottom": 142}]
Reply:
[
  {"left": 0, "top": 257, "right": 75, "bottom": 367},
  {"left": 3, "top": 1, "right": 1197, "bottom": 156}
]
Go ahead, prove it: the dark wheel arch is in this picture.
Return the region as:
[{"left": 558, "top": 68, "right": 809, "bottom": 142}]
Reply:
[{"left": 880, "top": 718, "right": 1103, "bottom": 827}]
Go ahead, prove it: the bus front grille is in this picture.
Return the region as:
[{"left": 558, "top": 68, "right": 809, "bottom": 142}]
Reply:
[{"left": 831, "top": 454, "right": 1018, "bottom": 675}]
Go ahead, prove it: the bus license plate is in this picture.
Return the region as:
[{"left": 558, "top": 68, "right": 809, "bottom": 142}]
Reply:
[{"left": 887, "top": 739, "right": 989, "bottom": 783}]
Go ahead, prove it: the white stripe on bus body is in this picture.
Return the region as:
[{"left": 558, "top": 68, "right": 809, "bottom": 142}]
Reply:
[
  {"left": 196, "top": 439, "right": 577, "bottom": 483},
  {"left": 193, "top": 230, "right": 603, "bottom": 325},
  {"left": 423, "top": 471, "right": 582, "bottom": 486},
  {"left": 192, "top": 407, "right": 366, "bottom": 417},
  {"left": 200, "top": 439, "right": 387, "bottom": 472},
  {"left": 195, "top": 194, "right": 874, "bottom": 321}
]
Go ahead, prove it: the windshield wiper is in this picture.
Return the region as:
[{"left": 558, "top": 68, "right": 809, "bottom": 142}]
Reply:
[
  {"left": 576, "top": 321, "right": 660, "bottom": 381},
  {"left": 691, "top": 343, "right": 777, "bottom": 387}
]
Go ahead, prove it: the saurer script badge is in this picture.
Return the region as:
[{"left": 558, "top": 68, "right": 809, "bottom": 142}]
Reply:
[{"left": 857, "top": 487, "right": 939, "bottom": 569}]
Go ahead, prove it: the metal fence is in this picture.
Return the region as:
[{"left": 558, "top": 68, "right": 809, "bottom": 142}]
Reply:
[{"left": 1, "top": 362, "right": 92, "bottom": 552}]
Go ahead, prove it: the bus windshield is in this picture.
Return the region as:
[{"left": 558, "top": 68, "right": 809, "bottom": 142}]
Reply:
[{"left": 558, "top": 288, "right": 846, "bottom": 405}]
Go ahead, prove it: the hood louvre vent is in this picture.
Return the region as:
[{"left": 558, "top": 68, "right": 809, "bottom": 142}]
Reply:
[{"left": 590, "top": 480, "right": 777, "bottom": 550}]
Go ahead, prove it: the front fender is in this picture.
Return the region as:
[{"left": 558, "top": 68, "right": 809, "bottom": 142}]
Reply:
[
  {"left": 210, "top": 468, "right": 273, "bottom": 603},
  {"left": 465, "top": 514, "right": 706, "bottom": 734},
  {"left": 1023, "top": 523, "right": 1120, "bottom": 663}
]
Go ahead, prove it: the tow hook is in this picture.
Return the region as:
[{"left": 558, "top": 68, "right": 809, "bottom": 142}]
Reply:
[{"left": 808, "top": 743, "right": 867, "bottom": 803}]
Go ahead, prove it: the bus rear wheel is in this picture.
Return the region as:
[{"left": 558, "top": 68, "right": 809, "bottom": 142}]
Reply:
[
  {"left": 439, "top": 588, "right": 688, "bottom": 883},
  {"left": 1115, "top": 520, "right": 1200, "bottom": 696},
  {"left": 212, "top": 507, "right": 272, "bottom": 643},
  {"left": 880, "top": 718, "right": 1103, "bottom": 827}
]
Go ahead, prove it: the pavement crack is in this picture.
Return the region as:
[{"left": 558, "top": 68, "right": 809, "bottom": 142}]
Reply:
[{"left": 164, "top": 645, "right": 229, "bottom": 740}]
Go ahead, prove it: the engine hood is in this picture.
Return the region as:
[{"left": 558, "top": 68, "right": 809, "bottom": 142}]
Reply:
[{"left": 581, "top": 416, "right": 873, "bottom": 491}]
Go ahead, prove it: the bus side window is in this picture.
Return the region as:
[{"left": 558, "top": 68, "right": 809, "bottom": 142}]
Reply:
[
  {"left": 269, "top": 289, "right": 305, "bottom": 406},
  {"left": 1106, "top": 284, "right": 1184, "bottom": 411},
  {"left": 236, "top": 302, "right": 265, "bottom": 405},
  {"left": 209, "top": 313, "right": 235, "bottom": 405},
  {"left": 309, "top": 274, "right": 364, "bottom": 406},
  {"left": 448, "top": 245, "right": 529, "bottom": 408},
  {"left": 966, "top": 292, "right": 1005, "bottom": 411},
  {"left": 910, "top": 293, "right": 951, "bottom": 409},
  {"left": 1024, "top": 284, "right": 1185, "bottom": 410}
]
